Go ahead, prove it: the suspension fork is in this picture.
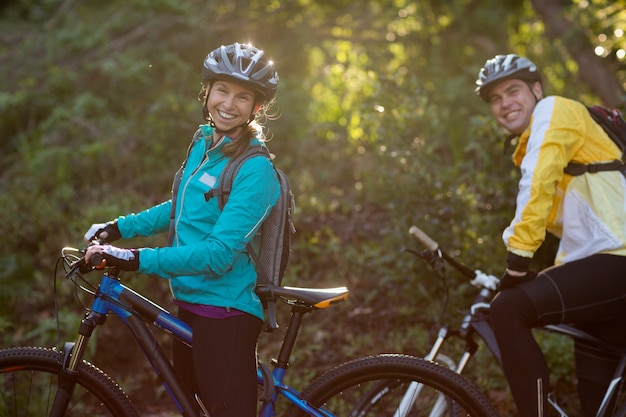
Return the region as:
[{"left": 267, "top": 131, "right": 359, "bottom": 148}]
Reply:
[
  {"left": 393, "top": 325, "right": 480, "bottom": 417},
  {"left": 393, "top": 327, "right": 451, "bottom": 417},
  {"left": 424, "top": 326, "right": 477, "bottom": 373},
  {"left": 424, "top": 327, "right": 448, "bottom": 361},
  {"left": 49, "top": 310, "right": 107, "bottom": 417}
]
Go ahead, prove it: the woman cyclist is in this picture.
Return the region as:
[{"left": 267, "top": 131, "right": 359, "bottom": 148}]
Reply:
[
  {"left": 475, "top": 54, "right": 626, "bottom": 417},
  {"left": 83, "top": 42, "right": 280, "bottom": 417}
]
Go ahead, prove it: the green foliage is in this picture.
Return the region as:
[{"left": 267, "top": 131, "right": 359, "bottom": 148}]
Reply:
[{"left": 0, "top": 0, "right": 624, "bottom": 413}]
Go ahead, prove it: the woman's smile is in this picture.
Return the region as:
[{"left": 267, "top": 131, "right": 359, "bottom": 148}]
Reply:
[{"left": 206, "top": 80, "right": 256, "bottom": 132}]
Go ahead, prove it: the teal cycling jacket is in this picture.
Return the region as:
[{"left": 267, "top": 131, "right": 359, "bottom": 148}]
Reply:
[{"left": 116, "top": 124, "right": 280, "bottom": 320}]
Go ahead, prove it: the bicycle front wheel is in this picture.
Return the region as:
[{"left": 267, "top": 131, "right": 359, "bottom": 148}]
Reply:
[
  {"left": 0, "top": 346, "right": 138, "bottom": 417},
  {"left": 284, "top": 354, "right": 498, "bottom": 417}
]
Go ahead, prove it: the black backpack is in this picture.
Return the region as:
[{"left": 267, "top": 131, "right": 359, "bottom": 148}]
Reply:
[
  {"left": 167, "top": 132, "right": 296, "bottom": 331},
  {"left": 564, "top": 105, "right": 626, "bottom": 176}
]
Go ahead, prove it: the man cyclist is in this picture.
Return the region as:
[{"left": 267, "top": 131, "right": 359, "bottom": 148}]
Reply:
[{"left": 476, "top": 53, "right": 626, "bottom": 417}]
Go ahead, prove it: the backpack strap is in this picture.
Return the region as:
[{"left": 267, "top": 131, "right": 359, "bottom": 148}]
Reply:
[
  {"left": 564, "top": 160, "right": 626, "bottom": 177},
  {"left": 167, "top": 129, "right": 202, "bottom": 247},
  {"left": 203, "top": 145, "right": 271, "bottom": 206},
  {"left": 258, "top": 360, "right": 275, "bottom": 406}
]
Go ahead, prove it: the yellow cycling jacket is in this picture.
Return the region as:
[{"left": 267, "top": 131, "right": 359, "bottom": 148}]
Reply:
[{"left": 503, "top": 95, "right": 626, "bottom": 265}]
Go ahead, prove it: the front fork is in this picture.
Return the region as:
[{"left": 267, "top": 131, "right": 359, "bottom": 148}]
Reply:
[
  {"left": 392, "top": 327, "right": 477, "bottom": 417},
  {"left": 424, "top": 326, "right": 476, "bottom": 374},
  {"left": 50, "top": 310, "right": 106, "bottom": 417}
]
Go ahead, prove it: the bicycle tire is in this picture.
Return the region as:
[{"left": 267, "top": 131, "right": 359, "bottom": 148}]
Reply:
[
  {"left": 350, "top": 352, "right": 465, "bottom": 416},
  {"left": 283, "top": 354, "right": 498, "bottom": 417},
  {"left": 0, "top": 346, "right": 139, "bottom": 417}
]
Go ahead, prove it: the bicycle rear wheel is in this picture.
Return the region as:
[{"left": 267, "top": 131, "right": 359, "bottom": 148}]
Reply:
[
  {"left": 0, "top": 346, "right": 138, "bottom": 417},
  {"left": 284, "top": 354, "right": 497, "bottom": 417}
]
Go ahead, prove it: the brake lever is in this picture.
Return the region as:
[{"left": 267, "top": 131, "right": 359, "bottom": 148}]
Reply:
[
  {"left": 400, "top": 248, "right": 422, "bottom": 257},
  {"left": 402, "top": 247, "right": 446, "bottom": 274},
  {"left": 65, "top": 258, "right": 86, "bottom": 279},
  {"left": 423, "top": 249, "right": 445, "bottom": 274},
  {"left": 64, "top": 241, "right": 106, "bottom": 278}
]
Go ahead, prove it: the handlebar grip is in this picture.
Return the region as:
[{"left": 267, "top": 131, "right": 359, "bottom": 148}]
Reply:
[
  {"left": 89, "top": 253, "right": 105, "bottom": 267},
  {"left": 409, "top": 225, "right": 438, "bottom": 251}
]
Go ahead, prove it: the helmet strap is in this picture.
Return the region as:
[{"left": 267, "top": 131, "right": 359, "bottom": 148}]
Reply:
[{"left": 525, "top": 81, "right": 541, "bottom": 104}]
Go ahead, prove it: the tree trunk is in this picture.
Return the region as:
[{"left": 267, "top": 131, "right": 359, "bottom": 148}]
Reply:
[{"left": 531, "top": 0, "right": 625, "bottom": 108}]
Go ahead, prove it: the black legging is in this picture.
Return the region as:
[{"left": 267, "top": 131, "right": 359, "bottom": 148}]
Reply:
[
  {"left": 490, "top": 254, "right": 626, "bottom": 417},
  {"left": 172, "top": 309, "right": 263, "bottom": 417}
]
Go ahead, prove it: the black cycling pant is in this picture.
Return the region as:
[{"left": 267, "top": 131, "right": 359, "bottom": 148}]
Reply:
[
  {"left": 490, "top": 254, "right": 626, "bottom": 417},
  {"left": 172, "top": 309, "right": 263, "bottom": 417}
]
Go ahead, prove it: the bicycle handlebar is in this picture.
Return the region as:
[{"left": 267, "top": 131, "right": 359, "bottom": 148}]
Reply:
[
  {"left": 408, "top": 225, "right": 439, "bottom": 251},
  {"left": 409, "top": 225, "right": 500, "bottom": 291},
  {"left": 62, "top": 242, "right": 112, "bottom": 279}
]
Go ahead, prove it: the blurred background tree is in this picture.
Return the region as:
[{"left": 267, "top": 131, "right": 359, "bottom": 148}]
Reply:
[{"left": 0, "top": 0, "right": 624, "bottom": 415}]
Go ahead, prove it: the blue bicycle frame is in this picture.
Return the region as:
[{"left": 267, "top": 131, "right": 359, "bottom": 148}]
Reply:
[{"left": 61, "top": 267, "right": 348, "bottom": 417}]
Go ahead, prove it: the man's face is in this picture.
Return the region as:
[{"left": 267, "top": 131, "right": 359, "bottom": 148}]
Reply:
[{"left": 487, "top": 79, "right": 543, "bottom": 135}]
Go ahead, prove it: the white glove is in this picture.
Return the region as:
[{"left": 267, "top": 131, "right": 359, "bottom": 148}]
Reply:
[
  {"left": 86, "top": 245, "right": 139, "bottom": 271},
  {"left": 84, "top": 223, "right": 107, "bottom": 242},
  {"left": 84, "top": 222, "right": 121, "bottom": 243}
]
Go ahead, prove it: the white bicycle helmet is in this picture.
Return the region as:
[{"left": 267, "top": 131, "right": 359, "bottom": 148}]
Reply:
[
  {"left": 475, "top": 54, "right": 541, "bottom": 101},
  {"left": 202, "top": 42, "right": 279, "bottom": 101}
]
